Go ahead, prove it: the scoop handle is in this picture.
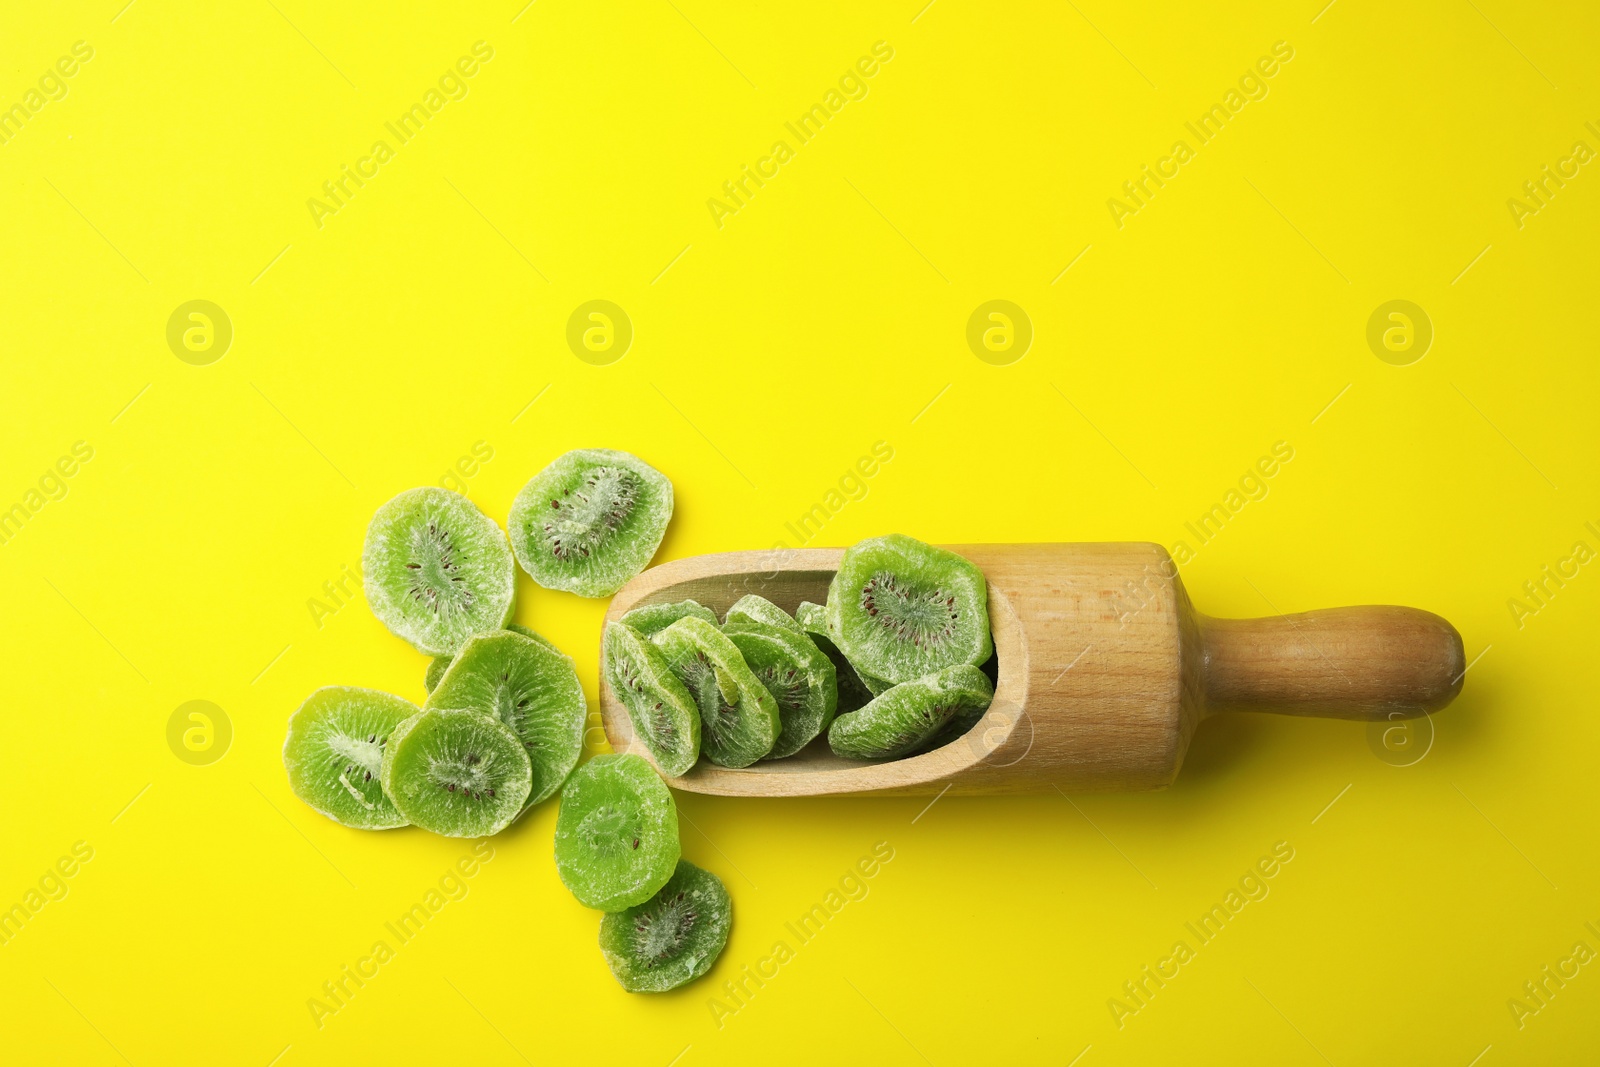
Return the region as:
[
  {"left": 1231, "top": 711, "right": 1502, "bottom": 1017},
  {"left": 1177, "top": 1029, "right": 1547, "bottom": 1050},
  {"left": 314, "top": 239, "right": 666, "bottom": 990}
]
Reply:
[{"left": 1198, "top": 606, "right": 1465, "bottom": 720}]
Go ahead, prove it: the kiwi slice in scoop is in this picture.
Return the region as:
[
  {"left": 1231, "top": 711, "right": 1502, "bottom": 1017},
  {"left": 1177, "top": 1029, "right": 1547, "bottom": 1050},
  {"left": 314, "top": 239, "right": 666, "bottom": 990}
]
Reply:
[
  {"left": 796, "top": 601, "right": 878, "bottom": 714},
  {"left": 381, "top": 707, "right": 533, "bottom": 837},
  {"left": 828, "top": 665, "right": 994, "bottom": 761},
  {"left": 363, "top": 487, "right": 516, "bottom": 657},
  {"left": 620, "top": 599, "right": 718, "bottom": 638},
  {"left": 602, "top": 621, "right": 701, "bottom": 778},
  {"left": 282, "top": 687, "right": 417, "bottom": 830},
  {"left": 508, "top": 449, "right": 673, "bottom": 598},
  {"left": 824, "top": 534, "right": 992, "bottom": 686},
  {"left": 599, "top": 859, "right": 731, "bottom": 993},
  {"left": 425, "top": 629, "right": 585, "bottom": 807},
  {"left": 724, "top": 619, "right": 837, "bottom": 759},
  {"left": 722, "top": 594, "right": 804, "bottom": 635},
  {"left": 652, "top": 616, "right": 779, "bottom": 768},
  {"left": 555, "top": 754, "right": 680, "bottom": 911}
]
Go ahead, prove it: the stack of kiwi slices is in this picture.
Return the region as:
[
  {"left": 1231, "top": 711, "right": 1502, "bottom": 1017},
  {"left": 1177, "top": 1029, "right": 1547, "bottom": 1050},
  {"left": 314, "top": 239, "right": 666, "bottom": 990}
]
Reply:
[
  {"left": 281, "top": 449, "right": 730, "bottom": 992},
  {"left": 603, "top": 533, "right": 996, "bottom": 771},
  {"left": 281, "top": 449, "right": 673, "bottom": 843},
  {"left": 553, "top": 753, "right": 732, "bottom": 992}
]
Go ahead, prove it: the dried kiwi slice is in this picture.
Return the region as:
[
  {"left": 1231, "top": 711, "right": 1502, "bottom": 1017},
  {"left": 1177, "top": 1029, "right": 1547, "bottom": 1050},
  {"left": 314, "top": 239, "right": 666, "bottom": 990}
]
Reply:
[
  {"left": 723, "top": 594, "right": 804, "bottom": 636},
  {"left": 381, "top": 707, "right": 533, "bottom": 837},
  {"left": 599, "top": 859, "right": 731, "bottom": 993},
  {"left": 825, "top": 534, "right": 992, "bottom": 685},
  {"left": 424, "top": 655, "right": 452, "bottom": 695},
  {"left": 859, "top": 671, "right": 894, "bottom": 697},
  {"left": 796, "top": 601, "right": 876, "bottom": 714},
  {"left": 508, "top": 449, "right": 673, "bottom": 598},
  {"left": 828, "top": 665, "right": 994, "bottom": 761},
  {"left": 620, "top": 599, "right": 717, "bottom": 638},
  {"left": 555, "top": 754, "right": 680, "bottom": 911},
  {"left": 425, "top": 623, "right": 558, "bottom": 695},
  {"left": 426, "top": 630, "right": 585, "bottom": 807},
  {"left": 363, "top": 487, "right": 516, "bottom": 657},
  {"left": 725, "top": 619, "right": 837, "bottom": 759},
  {"left": 603, "top": 622, "right": 701, "bottom": 777},
  {"left": 653, "top": 616, "right": 779, "bottom": 768},
  {"left": 794, "top": 601, "right": 826, "bottom": 632},
  {"left": 282, "top": 687, "right": 417, "bottom": 829}
]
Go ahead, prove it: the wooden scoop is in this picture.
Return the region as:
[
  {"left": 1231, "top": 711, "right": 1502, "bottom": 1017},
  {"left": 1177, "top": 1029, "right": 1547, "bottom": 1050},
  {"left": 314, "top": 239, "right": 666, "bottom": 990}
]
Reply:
[{"left": 598, "top": 543, "right": 1465, "bottom": 797}]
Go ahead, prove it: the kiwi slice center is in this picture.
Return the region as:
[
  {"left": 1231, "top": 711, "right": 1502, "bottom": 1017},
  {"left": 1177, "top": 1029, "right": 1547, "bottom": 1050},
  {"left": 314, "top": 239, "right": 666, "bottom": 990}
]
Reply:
[
  {"left": 405, "top": 521, "right": 476, "bottom": 618},
  {"left": 543, "top": 466, "right": 641, "bottom": 561},
  {"left": 679, "top": 651, "right": 738, "bottom": 736},
  {"left": 632, "top": 889, "right": 697, "bottom": 969},
  {"left": 425, "top": 749, "right": 503, "bottom": 802},
  {"left": 578, "top": 803, "right": 645, "bottom": 858},
  {"left": 326, "top": 731, "right": 386, "bottom": 804},
  {"left": 488, "top": 674, "right": 539, "bottom": 750},
  {"left": 859, "top": 571, "right": 961, "bottom": 651},
  {"left": 755, "top": 664, "right": 807, "bottom": 715}
]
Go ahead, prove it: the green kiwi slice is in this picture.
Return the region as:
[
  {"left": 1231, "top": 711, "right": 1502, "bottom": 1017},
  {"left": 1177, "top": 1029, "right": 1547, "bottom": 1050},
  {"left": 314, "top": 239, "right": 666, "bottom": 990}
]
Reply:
[
  {"left": 859, "top": 670, "right": 895, "bottom": 697},
  {"left": 380, "top": 707, "right": 533, "bottom": 837},
  {"left": 426, "top": 623, "right": 558, "bottom": 695},
  {"left": 795, "top": 600, "right": 826, "bottom": 632},
  {"left": 796, "top": 601, "right": 877, "bottom": 714},
  {"left": 620, "top": 599, "right": 717, "bottom": 638},
  {"left": 424, "top": 655, "right": 452, "bottom": 695},
  {"left": 825, "top": 534, "right": 992, "bottom": 686},
  {"left": 724, "top": 619, "right": 837, "bottom": 759},
  {"left": 603, "top": 622, "right": 701, "bottom": 778},
  {"left": 282, "top": 687, "right": 417, "bottom": 830},
  {"left": 722, "top": 594, "right": 804, "bottom": 635},
  {"left": 599, "top": 859, "right": 731, "bottom": 993},
  {"left": 652, "top": 616, "right": 779, "bottom": 768},
  {"left": 508, "top": 449, "right": 673, "bottom": 598},
  {"left": 363, "top": 487, "right": 516, "bottom": 657},
  {"left": 828, "top": 665, "right": 995, "bottom": 761},
  {"left": 425, "top": 630, "right": 586, "bottom": 807},
  {"left": 555, "top": 754, "right": 680, "bottom": 911}
]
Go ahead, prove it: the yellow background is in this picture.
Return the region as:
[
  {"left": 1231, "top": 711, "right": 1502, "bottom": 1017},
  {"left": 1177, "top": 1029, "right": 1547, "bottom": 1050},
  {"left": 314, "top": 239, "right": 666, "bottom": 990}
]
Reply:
[{"left": 2, "top": 1, "right": 1597, "bottom": 1063}]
